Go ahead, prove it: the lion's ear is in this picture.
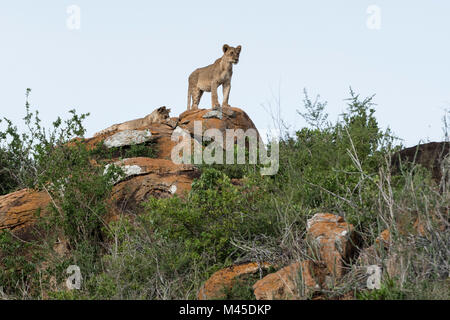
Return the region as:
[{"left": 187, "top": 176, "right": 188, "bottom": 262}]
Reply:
[
  {"left": 236, "top": 45, "right": 242, "bottom": 53},
  {"left": 222, "top": 44, "right": 230, "bottom": 53}
]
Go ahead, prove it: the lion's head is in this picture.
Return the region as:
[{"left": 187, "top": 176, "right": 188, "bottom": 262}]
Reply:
[{"left": 222, "top": 44, "right": 242, "bottom": 64}]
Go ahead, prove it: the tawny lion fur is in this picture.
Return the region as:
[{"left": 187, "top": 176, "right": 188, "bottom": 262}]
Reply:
[
  {"left": 187, "top": 44, "right": 242, "bottom": 111},
  {"left": 94, "top": 106, "right": 171, "bottom": 137}
]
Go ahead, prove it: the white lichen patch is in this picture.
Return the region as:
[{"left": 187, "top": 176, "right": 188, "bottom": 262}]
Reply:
[
  {"left": 121, "top": 164, "right": 143, "bottom": 177},
  {"left": 202, "top": 109, "right": 223, "bottom": 120},
  {"left": 104, "top": 162, "right": 143, "bottom": 185},
  {"left": 169, "top": 185, "right": 177, "bottom": 194},
  {"left": 103, "top": 129, "right": 152, "bottom": 148}
]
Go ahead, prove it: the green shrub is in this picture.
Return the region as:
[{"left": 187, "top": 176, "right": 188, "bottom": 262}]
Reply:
[
  {"left": 198, "top": 142, "right": 261, "bottom": 179},
  {"left": 0, "top": 231, "right": 41, "bottom": 297},
  {"left": 90, "top": 140, "right": 157, "bottom": 161},
  {"left": 144, "top": 168, "right": 249, "bottom": 263},
  {"left": 356, "top": 278, "right": 405, "bottom": 300},
  {"left": 87, "top": 216, "right": 211, "bottom": 299},
  {"left": 0, "top": 146, "right": 19, "bottom": 195},
  {"left": 262, "top": 89, "right": 400, "bottom": 229},
  {"left": 0, "top": 89, "right": 123, "bottom": 298}
]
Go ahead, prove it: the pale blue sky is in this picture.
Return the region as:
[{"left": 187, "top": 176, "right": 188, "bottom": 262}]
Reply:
[{"left": 0, "top": 1, "right": 449, "bottom": 147}]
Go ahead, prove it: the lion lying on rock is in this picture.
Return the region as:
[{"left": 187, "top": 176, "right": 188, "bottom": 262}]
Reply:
[{"left": 94, "top": 106, "right": 171, "bottom": 137}]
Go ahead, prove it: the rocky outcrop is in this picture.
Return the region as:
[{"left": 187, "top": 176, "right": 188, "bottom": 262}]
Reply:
[
  {"left": 0, "top": 106, "right": 258, "bottom": 238},
  {"left": 108, "top": 158, "right": 200, "bottom": 220},
  {"left": 0, "top": 159, "right": 199, "bottom": 236},
  {"left": 178, "top": 107, "right": 259, "bottom": 139},
  {"left": 306, "top": 213, "right": 358, "bottom": 278},
  {"left": 0, "top": 189, "right": 51, "bottom": 239},
  {"left": 198, "top": 262, "right": 271, "bottom": 300},
  {"left": 103, "top": 129, "right": 153, "bottom": 148},
  {"left": 251, "top": 213, "right": 358, "bottom": 300},
  {"left": 85, "top": 106, "right": 258, "bottom": 161},
  {"left": 391, "top": 141, "right": 449, "bottom": 183},
  {"left": 0, "top": 105, "right": 267, "bottom": 300},
  {"left": 253, "top": 261, "right": 327, "bottom": 300}
]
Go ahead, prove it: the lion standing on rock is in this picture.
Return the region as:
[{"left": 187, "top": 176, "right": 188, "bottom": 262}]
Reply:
[{"left": 187, "top": 44, "right": 242, "bottom": 111}]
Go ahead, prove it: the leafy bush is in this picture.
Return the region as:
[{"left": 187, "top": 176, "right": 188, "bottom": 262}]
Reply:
[
  {"left": 0, "top": 231, "right": 42, "bottom": 297},
  {"left": 0, "top": 141, "right": 20, "bottom": 195},
  {"left": 356, "top": 278, "right": 405, "bottom": 300},
  {"left": 144, "top": 168, "right": 256, "bottom": 263},
  {"left": 90, "top": 140, "right": 157, "bottom": 161},
  {"left": 86, "top": 217, "right": 206, "bottom": 299},
  {"left": 0, "top": 89, "right": 123, "bottom": 298},
  {"left": 0, "top": 89, "right": 90, "bottom": 191},
  {"left": 197, "top": 141, "right": 262, "bottom": 179},
  {"left": 264, "top": 89, "right": 400, "bottom": 229}
]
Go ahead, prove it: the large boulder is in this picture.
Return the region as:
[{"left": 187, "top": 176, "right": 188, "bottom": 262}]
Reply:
[
  {"left": 108, "top": 157, "right": 199, "bottom": 220},
  {"left": 86, "top": 106, "right": 259, "bottom": 161},
  {"left": 1, "top": 106, "right": 259, "bottom": 240},
  {"left": 0, "top": 105, "right": 261, "bottom": 271},
  {"left": 198, "top": 262, "right": 271, "bottom": 300},
  {"left": 391, "top": 141, "right": 449, "bottom": 183},
  {"left": 103, "top": 129, "right": 153, "bottom": 148},
  {"left": 178, "top": 107, "right": 259, "bottom": 136},
  {"left": 306, "top": 213, "right": 358, "bottom": 279},
  {"left": 0, "top": 188, "right": 51, "bottom": 240},
  {"left": 252, "top": 213, "right": 358, "bottom": 300},
  {"left": 164, "top": 107, "right": 260, "bottom": 160},
  {"left": 253, "top": 260, "right": 327, "bottom": 300}
]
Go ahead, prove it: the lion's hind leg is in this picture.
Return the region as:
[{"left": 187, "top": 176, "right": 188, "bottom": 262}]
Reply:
[{"left": 192, "top": 88, "right": 203, "bottom": 110}]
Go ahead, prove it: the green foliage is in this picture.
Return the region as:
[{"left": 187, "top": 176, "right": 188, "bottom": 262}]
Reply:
[
  {"left": 0, "top": 89, "right": 122, "bottom": 298},
  {"left": 40, "top": 144, "right": 123, "bottom": 294},
  {"left": 0, "top": 147, "right": 18, "bottom": 195},
  {"left": 46, "top": 290, "right": 84, "bottom": 300},
  {"left": 402, "top": 278, "right": 450, "bottom": 300},
  {"left": 144, "top": 168, "right": 249, "bottom": 263},
  {"left": 0, "top": 88, "right": 447, "bottom": 300},
  {"left": 297, "top": 88, "right": 329, "bottom": 129},
  {"left": 86, "top": 216, "right": 212, "bottom": 299},
  {"left": 43, "top": 142, "right": 122, "bottom": 247},
  {"left": 90, "top": 140, "right": 157, "bottom": 161},
  {"left": 0, "top": 231, "right": 40, "bottom": 296},
  {"left": 220, "top": 268, "right": 275, "bottom": 300},
  {"left": 220, "top": 275, "right": 258, "bottom": 300},
  {"left": 356, "top": 278, "right": 405, "bottom": 300},
  {"left": 82, "top": 168, "right": 280, "bottom": 299},
  {"left": 268, "top": 88, "right": 400, "bottom": 228},
  {"left": 0, "top": 89, "right": 89, "bottom": 191},
  {"left": 197, "top": 139, "right": 261, "bottom": 179}
]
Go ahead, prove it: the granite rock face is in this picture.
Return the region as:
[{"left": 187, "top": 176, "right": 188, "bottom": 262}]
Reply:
[{"left": 0, "top": 188, "right": 51, "bottom": 240}]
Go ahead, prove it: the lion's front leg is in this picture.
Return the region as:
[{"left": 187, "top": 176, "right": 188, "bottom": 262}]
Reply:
[
  {"left": 211, "top": 81, "right": 221, "bottom": 110},
  {"left": 222, "top": 80, "right": 231, "bottom": 108}
]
